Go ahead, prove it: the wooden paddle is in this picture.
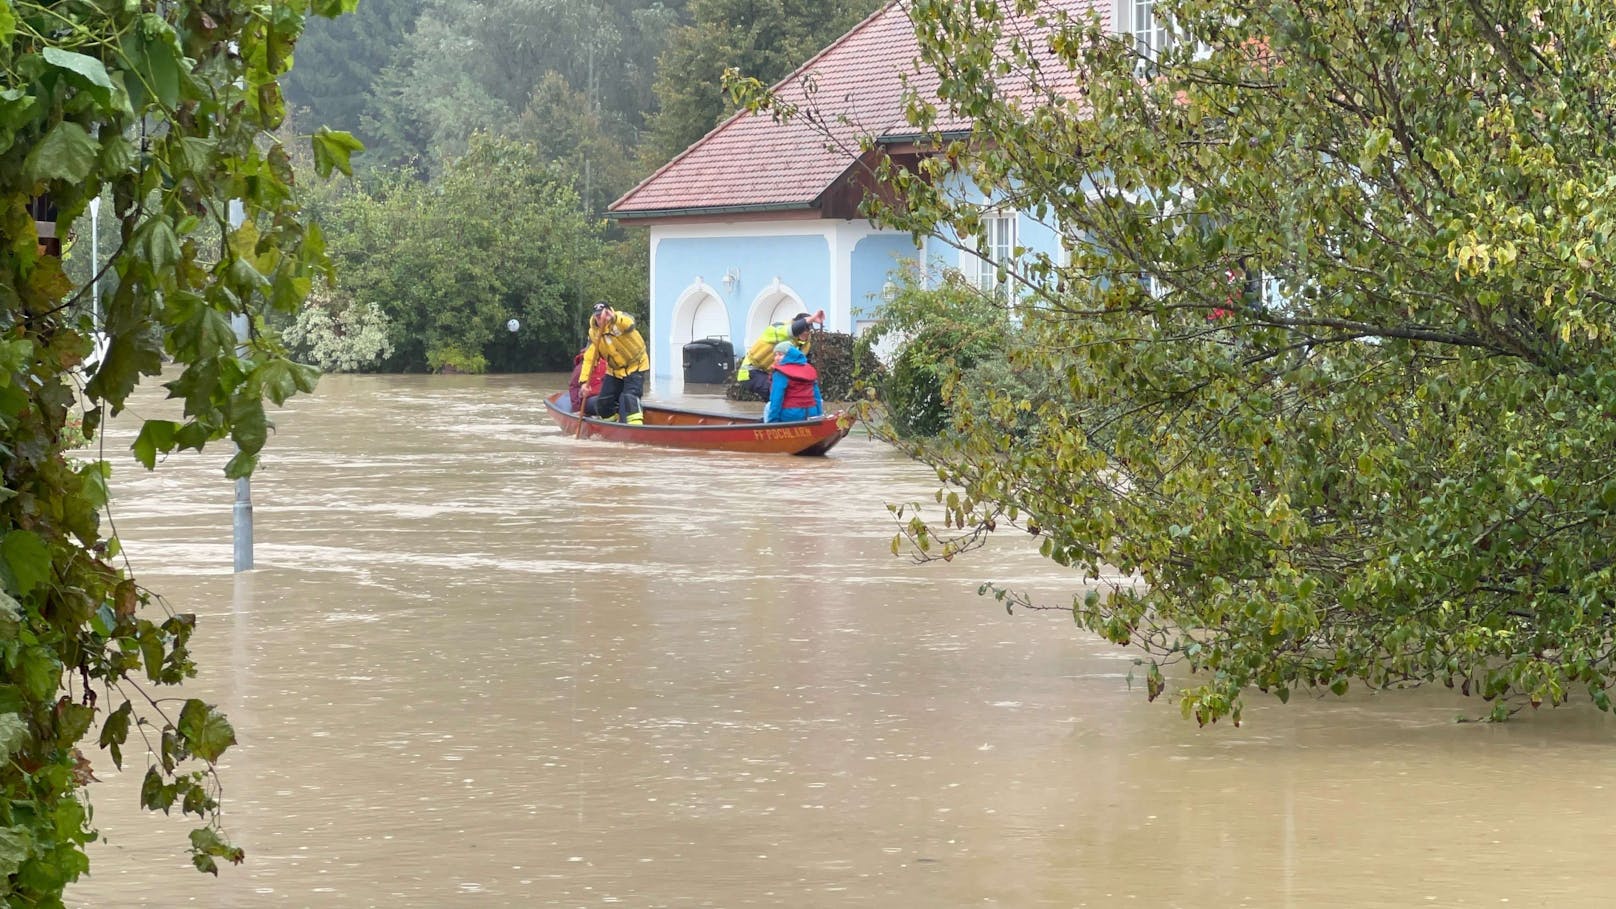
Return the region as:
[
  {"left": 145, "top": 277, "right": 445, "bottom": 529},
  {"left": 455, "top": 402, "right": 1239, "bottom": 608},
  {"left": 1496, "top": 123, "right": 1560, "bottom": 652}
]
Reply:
[{"left": 576, "top": 341, "right": 593, "bottom": 440}]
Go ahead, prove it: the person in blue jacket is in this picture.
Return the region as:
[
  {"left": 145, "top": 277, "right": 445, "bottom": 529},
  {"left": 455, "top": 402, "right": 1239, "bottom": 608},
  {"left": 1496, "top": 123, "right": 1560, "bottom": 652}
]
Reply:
[{"left": 765, "top": 341, "right": 824, "bottom": 423}]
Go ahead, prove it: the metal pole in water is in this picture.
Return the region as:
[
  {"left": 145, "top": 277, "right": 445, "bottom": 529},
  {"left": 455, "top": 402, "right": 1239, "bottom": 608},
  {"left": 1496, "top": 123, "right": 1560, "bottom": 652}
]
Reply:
[
  {"left": 232, "top": 310, "right": 254, "bottom": 573},
  {"left": 228, "top": 200, "right": 253, "bottom": 572},
  {"left": 88, "top": 197, "right": 99, "bottom": 330}
]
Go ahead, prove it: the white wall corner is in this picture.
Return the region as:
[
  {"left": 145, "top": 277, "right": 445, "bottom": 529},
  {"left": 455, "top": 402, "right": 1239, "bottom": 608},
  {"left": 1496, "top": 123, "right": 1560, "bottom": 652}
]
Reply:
[{"left": 648, "top": 227, "right": 663, "bottom": 393}]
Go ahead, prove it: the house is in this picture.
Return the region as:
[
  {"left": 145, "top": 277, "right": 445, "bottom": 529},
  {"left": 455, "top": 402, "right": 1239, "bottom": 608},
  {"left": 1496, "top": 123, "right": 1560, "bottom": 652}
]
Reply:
[{"left": 609, "top": 0, "right": 1172, "bottom": 393}]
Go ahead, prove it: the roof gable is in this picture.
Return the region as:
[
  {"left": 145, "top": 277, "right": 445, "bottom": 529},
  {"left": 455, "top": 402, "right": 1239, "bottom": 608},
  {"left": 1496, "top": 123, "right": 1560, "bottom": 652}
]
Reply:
[{"left": 610, "top": 0, "right": 1103, "bottom": 219}]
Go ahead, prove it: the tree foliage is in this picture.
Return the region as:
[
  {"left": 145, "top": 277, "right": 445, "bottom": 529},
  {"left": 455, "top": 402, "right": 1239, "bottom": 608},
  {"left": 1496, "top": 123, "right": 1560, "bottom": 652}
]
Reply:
[
  {"left": 859, "top": 270, "right": 1014, "bottom": 438},
  {"left": 0, "top": 0, "right": 356, "bottom": 897},
  {"left": 364, "top": 0, "right": 673, "bottom": 193},
  {"left": 282, "top": 291, "right": 394, "bottom": 373},
  {"left": 303, "top": 133, "right": 644, "bottom": 372},
  {"left": 281, "top": 0, "right": 425, "bottom": 145},
  {"left": 863, "top": 0, "right": 1616, "bottom": 723}
]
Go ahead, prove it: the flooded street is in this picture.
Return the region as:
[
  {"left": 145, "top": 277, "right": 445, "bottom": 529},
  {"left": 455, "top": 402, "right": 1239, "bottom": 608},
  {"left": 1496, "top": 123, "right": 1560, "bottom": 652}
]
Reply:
[{"left": 68, "top": 375, "right": 1615, "bottom": 908}]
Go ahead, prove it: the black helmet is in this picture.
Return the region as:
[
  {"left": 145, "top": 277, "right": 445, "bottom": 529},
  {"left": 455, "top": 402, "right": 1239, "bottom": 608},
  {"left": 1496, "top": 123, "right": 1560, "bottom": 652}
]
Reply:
[{"left": 790, "top": 317, "right": 811, "bottom": 338}]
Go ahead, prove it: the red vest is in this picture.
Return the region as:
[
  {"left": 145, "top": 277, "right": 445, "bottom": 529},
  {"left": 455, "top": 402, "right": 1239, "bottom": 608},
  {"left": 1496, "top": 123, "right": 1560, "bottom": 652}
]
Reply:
[{"left": 776, "top": 362, "right": 819, "bottom": 409}]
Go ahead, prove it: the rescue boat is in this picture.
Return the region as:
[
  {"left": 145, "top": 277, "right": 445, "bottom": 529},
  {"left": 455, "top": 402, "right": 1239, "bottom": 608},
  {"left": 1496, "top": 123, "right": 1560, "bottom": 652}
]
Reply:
[{"left": 543, "top": 392, "right": 853, "bottom": 456}]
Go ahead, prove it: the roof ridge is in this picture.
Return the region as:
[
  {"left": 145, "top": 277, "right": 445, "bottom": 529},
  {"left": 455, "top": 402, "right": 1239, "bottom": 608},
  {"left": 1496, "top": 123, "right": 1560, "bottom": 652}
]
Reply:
[{"left": 609, "top": 0, "right": 905, "bottom": 213}]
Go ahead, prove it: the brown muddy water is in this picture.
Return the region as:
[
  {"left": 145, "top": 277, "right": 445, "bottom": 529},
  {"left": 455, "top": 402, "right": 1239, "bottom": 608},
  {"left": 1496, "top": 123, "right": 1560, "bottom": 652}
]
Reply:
[{"left": 67, "top": 374, "right": 1615, "bottom": 908}]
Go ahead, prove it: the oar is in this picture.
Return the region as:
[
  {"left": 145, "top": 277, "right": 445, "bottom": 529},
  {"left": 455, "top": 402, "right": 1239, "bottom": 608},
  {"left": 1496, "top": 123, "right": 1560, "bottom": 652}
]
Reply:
[{"left": 576, "top": 341, "right": 595, "bottom": 439}]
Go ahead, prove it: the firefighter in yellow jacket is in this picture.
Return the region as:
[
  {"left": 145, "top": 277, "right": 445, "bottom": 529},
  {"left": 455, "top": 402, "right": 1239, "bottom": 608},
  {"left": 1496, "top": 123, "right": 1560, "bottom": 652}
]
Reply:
[
  {"left": 579, "top": 301, "right": 650, "bottom": 425},
  {"left": 735, "top": 308, "right": 824, "bottom": 398}
]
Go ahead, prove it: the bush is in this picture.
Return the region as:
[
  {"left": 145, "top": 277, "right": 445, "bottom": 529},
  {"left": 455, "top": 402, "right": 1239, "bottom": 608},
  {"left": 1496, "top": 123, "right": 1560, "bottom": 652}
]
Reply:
[
  {"left": 812, "top": 330, "right": 885, "bottom": 401},
  {"left": 723, "top": 330, "right": 885, "bottom": 403},
  {"left": 885, "top": 343, "right": 951, "bottom": 437},
  {"left": 282, "top": 292, "right": 394, "bottom": 372},
  {"left": 861, "top": 271, "right": 1016, "bottom": 438},
  {"left": 426, "top": 345, "right": 489, "bottom": 374}
]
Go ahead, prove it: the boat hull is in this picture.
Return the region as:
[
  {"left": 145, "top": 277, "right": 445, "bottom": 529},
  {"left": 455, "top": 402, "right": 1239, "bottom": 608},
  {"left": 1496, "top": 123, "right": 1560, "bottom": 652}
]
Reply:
[{"left": 544, "top": 392, "right": 852, "bottom": 456}]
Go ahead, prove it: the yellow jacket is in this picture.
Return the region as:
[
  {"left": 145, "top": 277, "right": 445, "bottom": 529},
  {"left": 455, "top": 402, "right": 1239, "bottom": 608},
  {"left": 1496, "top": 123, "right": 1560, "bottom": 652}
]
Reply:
[
  {"left": 580, "top": 312, "right": 649, "bottom": 379},
  {"left": 736, "top": 323, "right": 811, "bottom": 380}
]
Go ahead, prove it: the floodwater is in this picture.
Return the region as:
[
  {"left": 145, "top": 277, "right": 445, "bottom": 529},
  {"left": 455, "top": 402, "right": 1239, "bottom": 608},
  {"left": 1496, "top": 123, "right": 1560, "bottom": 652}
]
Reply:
[{"left": 68, "top": 374, "right": 1615, "bottom": 908}]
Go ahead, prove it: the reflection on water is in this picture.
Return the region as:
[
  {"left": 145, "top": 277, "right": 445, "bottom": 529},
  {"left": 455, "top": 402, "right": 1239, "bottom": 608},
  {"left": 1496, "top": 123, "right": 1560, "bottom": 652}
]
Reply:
[{"left": 70, "top": 375, "right": 1615, "bottom": 908}]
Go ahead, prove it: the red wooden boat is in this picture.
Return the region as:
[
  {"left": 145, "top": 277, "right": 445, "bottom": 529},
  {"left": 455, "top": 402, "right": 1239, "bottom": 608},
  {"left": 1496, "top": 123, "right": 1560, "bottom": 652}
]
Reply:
[{"left": 543, "top": 392, "right": 853, "bottom": 456}]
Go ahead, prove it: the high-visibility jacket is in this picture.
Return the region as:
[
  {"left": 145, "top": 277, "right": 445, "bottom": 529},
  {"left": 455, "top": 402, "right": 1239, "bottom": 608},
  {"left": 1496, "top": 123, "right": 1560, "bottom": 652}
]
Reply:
[
  {"left": 735, "top": 323, "right": 811, "bottom": 381},
  {"left": 580, "top": 312, "right": 649, "bottom": 379}
]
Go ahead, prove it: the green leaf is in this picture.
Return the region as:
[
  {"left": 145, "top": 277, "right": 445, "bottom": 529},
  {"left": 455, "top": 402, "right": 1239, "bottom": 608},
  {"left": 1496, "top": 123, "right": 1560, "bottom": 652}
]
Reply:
[
  {"left": 167, "top": 292, "right": 237, "bottom": 359},
  {"left": 139, "top": 766, "right": 170, "bottom": 812},
  {"left": 310, "top": 127, "right": 364, "bottom": 178},
  {"left": 131, "top": 419, "right": 178, "bottom": 469},
  {"left": 42, "top": 47, "right": 114, "bottom": 108},
  {"left": 176, "top": 699, "right": 234, "bottom": 762},
  {"left": 0, "top": 590, "right": 21, "bottom": 639},
  {"left": 227, "top": 396, "right": 269, "bottom": 455},
  {"left": 77, "top": 460, "right": 111, "bottom": 510},
  {"left": 85, "top": 318, "right": 165, "bottom": 408},
  {"left": 18, "top": 646, "right": 58, "bottom": 703},
  {"left": 51, "top": 796, "right": 85, "bottom": 841},
  {"left": 21, "top": 121, "right": 98, "bottom": 184},
  {"left": 0, "top": 825, "right": 32, "bottom": 879},
  {"left": 252, "top": 359, "right": 317, "bottom": 406},
  {"left": 98, "top": 701, "right": 131, "bottom": 768},
  {"left": 0, "top": 530, "right": 50, "bottom": 596},
  {"left": 0, "top": 712, "right": 28, "bottom": 759},
  {"left": 0, "top": 3, "right": 15, "bottom": 46},
  {"left": 54, "top": 702, "right": 93, "bottom": 745},
  {"left": 223, "top": 450, "right": 258, "bottom": 480},
  {"left": 139, "top": 632, "right": 165, "bottom": 683},
  {"left": 126, "top": 15, "right": 185, "bottom": 110},
  {"left": 143, "top": 219, "right": 180, "bottom": 274},
  {"left": 0, "top": 92, "right": 32, "bottom": 150},
  {"left": 188, "top": 826, "right": 224, "bottom": 853}
]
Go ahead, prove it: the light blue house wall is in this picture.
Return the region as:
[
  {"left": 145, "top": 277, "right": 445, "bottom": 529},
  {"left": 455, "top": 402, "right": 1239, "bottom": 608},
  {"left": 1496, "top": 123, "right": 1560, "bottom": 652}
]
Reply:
[
  {"left": 919, "top": 170, "right": 1067, "bottom": 290},
  {"left": 850, "top": 233, "right": 920, "bottom": 327},
  {"left": 653, "top": 233, "right": 831, "bottom": 344}
]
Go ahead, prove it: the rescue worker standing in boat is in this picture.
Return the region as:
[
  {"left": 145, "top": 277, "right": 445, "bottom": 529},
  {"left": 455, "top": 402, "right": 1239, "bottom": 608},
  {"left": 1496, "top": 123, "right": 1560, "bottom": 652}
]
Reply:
[{"left": 579, "top": 301, "right": 651, "bottom": 425}]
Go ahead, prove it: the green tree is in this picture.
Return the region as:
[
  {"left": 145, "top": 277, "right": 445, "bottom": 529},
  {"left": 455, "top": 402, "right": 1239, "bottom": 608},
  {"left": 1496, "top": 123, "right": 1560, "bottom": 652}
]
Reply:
[
  {"left": 511, "top": 73, "right": 645, "bottom": 216},
  {"left": 861, "top": 270, "right": 1011, "bottom": 438},
  {"left": 309, "top": 134, "right": 643, "bottom": 372},
  {"left": 281, "top": 0, "right": 426, "bottom": 143},
  {"left": 0, "top": 0, "right": 356, "bottom": 897},
  {"left": 642, "top": 0, "right": 883, "bottom": 166},
  {"left": 852, "top": 0, "right": 1616, "bottom": 723},
  {"left": 366, "top": 0, "right": 679, "bottom": 177}
]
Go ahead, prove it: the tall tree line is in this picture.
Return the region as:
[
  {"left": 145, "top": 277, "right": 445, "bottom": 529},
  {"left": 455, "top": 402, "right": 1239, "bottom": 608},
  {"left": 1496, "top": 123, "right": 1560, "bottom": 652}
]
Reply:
[{"left": 284, "top": 0, "right": 885, "bottom": 209}]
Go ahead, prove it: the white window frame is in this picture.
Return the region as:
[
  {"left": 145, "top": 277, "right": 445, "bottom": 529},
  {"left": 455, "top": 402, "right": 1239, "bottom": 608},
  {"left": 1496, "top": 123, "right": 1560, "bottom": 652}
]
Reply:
[
  {"left": 962, "top": 209, "right": 1019, "bottom": 303},
  {"left": 1117, "top": 0, "right": 1174, "bottom": 62},
  {"left": 1116, "top": 0, "right": 1210, "bottom": 69}
]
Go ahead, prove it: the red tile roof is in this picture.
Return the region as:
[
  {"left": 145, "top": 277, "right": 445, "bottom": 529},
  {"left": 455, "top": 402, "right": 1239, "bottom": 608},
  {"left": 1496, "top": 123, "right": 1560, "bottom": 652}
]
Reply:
[{"left": 610, "top": 0, "right": 1104, "bottom": 218}]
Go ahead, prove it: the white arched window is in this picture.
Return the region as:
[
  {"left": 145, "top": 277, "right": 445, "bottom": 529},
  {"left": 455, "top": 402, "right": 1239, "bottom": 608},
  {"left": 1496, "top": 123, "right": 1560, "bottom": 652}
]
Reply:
[
  {"left": 746, "top": 281, "right": 807, "bottom": 343},
  {"left": 674, "top": 292, "right": 729, "bottom": 345},
  {"left": 667, "top": 281, "right": 731, "bottom": 392}
]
